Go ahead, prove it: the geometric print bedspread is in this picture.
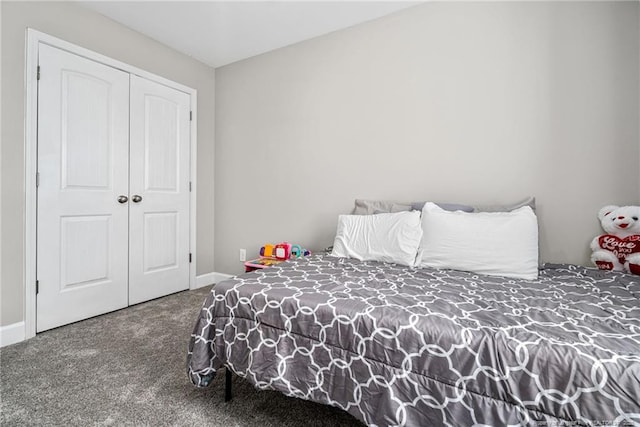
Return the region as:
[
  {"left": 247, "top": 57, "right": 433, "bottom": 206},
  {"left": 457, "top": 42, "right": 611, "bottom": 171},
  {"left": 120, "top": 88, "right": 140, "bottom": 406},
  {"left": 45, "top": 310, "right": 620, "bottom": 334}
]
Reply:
[{"left": 187, "top": 254, "right": 640, "bottom": 426}]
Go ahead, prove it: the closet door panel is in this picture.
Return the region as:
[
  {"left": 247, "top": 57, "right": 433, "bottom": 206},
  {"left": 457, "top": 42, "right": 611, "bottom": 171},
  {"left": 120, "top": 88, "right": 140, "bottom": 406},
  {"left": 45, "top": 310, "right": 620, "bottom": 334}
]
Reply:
[
  {"left": 36, "top": 44, "right": 130, "bottom": 332},
  {"left": 129, "top": 76, "right": 190, "bottom": 304}
]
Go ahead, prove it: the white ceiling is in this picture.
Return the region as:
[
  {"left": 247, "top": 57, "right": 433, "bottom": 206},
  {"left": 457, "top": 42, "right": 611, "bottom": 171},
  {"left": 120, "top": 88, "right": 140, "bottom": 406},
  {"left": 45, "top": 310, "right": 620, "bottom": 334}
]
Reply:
[{"left": 78, "top": 1, "right": 421, "bottom": 68}]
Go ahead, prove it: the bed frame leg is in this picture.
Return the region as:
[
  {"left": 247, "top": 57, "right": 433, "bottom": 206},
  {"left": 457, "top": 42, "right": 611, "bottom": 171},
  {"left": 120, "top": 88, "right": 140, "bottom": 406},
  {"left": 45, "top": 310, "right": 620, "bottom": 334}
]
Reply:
[{"left": 224, "top": 367, "right": 232, "bottom": 402}]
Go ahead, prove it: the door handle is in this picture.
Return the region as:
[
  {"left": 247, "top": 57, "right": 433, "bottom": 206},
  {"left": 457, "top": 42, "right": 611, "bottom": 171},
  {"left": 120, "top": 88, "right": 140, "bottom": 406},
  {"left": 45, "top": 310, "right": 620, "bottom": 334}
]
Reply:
[
  {"left": 117, "top": 195, "right": 128, "bottom": 204},
  {"left": 132, "top": 195, "right": 143, "bottom": 203}
]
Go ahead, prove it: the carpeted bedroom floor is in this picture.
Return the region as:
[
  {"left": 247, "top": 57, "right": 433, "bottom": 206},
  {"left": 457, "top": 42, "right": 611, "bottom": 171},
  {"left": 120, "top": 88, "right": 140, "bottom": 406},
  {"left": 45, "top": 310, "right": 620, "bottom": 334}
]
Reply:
[{"left": 0, "top": 286, "right": 364, "bottom": 426}]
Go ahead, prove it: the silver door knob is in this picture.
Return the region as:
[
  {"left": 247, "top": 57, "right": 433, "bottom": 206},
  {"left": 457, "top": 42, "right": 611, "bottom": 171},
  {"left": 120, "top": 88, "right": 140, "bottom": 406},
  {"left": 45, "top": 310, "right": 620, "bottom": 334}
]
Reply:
[
  {"left": 132, "top": 195, "right": 143, "bottom": 203},
  {"left": 117, "top": 195, "right": 128, "bottom": 204}
]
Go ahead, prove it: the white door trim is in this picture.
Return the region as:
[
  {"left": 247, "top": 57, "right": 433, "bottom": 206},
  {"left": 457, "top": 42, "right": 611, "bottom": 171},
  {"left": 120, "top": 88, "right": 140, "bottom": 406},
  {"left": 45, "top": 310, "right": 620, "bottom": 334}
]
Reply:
[{"left": 25, "top": 28, "right": 198, "bottom": 340}]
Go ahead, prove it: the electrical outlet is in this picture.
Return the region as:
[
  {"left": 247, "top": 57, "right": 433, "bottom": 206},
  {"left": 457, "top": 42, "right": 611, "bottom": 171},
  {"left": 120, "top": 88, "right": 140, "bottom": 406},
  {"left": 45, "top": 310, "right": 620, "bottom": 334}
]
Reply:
[{"left": 239, "top": 249, "right": 246, "bottom": 262}]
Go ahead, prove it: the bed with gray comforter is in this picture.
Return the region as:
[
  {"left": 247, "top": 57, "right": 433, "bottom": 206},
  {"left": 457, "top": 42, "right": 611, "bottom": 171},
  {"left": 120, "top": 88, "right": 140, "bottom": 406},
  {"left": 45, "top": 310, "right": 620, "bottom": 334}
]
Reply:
[{"left": 187, "top": 254, "right": 640, "bottom": 426}]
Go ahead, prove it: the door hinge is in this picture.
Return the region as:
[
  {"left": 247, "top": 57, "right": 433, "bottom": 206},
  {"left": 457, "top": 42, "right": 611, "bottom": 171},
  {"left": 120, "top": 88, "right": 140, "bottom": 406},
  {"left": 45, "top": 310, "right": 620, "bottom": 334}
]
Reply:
[
  {"left": 37, "top": 65, "right": 41, "bottom": 81},
  {"left": 36, "top": 172, "right": 40, "bottom": 187},
  {"left": 189, "top": 253, "right": 192, "bottom": 263},
  {"left": 36, "top": 280, "right": 39, "bottom": 294},
  {"left": 190, "top": 111, "right": 192, "bottom": 121},
  {"left": 189, "top": 181, "right": 192, "bottom": 192}
]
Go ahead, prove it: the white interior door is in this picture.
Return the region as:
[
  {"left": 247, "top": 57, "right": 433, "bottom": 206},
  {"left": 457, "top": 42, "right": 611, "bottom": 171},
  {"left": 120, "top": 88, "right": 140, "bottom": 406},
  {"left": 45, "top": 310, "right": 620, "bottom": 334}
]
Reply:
[
  {"left": 128, "top": 75, "right": 191, "bottom": 305},
  {"left": 36, "top": 44, "right": 130, "bottom": 332}
]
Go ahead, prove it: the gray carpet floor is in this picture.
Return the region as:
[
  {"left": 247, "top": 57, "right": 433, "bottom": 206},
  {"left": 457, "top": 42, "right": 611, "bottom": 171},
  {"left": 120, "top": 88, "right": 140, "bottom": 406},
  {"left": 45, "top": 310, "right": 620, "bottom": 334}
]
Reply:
[{"left": 0, "top": 286, "right": 364, "bottom": 426}]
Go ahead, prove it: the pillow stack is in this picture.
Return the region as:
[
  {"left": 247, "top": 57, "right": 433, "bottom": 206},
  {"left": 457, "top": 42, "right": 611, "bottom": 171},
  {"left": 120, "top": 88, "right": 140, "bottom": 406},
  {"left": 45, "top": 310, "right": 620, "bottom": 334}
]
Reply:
[{"left": 332, "top": 198, "right": 539, "bottom": 280}]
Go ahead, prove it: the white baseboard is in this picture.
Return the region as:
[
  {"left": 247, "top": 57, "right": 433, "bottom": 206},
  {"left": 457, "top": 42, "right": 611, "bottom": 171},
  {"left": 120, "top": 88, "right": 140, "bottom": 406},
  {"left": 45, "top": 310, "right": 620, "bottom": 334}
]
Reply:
[
  {"left": 213, "top": 272, "right": 234, "bottom": 283},
  {"left": 0, "top": 322, "right": 25, "bottom": 348},
  {"left": 194, "top": 272, "right": 234, "bottom": 289},
  {"left": 194, "top": 272, "right": 216, "bottom": 289}
]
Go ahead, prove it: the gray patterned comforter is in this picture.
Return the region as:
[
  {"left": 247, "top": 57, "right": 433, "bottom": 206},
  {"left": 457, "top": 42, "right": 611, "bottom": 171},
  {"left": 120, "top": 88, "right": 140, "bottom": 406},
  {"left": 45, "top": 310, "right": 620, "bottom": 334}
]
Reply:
[{"left": 187, "top": 254, "right": 640, "bottom": 426}]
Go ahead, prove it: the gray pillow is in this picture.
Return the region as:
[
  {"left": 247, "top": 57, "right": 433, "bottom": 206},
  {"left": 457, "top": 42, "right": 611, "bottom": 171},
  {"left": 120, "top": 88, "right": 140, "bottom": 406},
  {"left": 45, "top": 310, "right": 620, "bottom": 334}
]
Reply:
[
  {"left": 353, "top": 199, "right": 475, "bottom": 215},
  {"left": 352, "top": 199, "right": 412, "bottom": 215},
  {"left": 411, "top": 202, "right": 474, "bottom": 213},
  {"left": 473, "top": 196, "right": 536, "bottom": 213}
]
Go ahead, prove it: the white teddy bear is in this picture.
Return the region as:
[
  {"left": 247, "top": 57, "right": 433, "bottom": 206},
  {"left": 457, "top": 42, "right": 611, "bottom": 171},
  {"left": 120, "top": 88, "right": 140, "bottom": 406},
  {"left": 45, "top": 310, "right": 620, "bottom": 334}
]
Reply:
[{"left": 590, "top": 205, "right": 640, "bottom": 275}]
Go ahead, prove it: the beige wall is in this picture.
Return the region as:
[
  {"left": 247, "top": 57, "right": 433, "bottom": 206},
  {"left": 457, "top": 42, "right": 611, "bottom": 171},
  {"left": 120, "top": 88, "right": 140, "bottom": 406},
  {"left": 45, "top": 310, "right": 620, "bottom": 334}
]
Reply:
[
  {"left": 215, "top": 1, "right": 639, "bottom": 274},
  {"left": 0, "top": 1, "right": 215, "bottom": 326}
]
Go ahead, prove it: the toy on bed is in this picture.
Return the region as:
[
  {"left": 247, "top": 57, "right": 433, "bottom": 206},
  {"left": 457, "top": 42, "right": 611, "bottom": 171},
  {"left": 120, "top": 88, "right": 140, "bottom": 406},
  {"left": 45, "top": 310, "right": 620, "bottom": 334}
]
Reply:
[{"left": 590, "top": 205, "right": 640, "bottom": 275}]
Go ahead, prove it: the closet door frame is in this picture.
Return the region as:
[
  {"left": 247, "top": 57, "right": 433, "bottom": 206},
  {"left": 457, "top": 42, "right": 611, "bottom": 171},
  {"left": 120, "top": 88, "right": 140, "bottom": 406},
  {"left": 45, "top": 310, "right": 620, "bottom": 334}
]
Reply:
[{"left": 24, "top": 29, "right": 198, "bottom": 340}]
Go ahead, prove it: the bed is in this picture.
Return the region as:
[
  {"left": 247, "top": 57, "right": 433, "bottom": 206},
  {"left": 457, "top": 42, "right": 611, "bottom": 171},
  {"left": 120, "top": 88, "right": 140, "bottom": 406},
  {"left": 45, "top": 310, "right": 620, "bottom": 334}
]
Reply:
[{"left": 187, "top": 253, "right": 640, "bottom": 426}]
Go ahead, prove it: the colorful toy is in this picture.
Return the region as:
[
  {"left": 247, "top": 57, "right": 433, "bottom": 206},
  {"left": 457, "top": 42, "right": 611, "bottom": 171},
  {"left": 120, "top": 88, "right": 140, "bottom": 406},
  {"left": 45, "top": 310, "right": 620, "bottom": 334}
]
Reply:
[
  {"left": 290, "top": 245, "right": 311, "bottom": 258},
  {"left": 274, "top": 242, "right": 292, "bottom": 260},
  {"left": 590, "top": 205, "right": 640, "bottom": 275},
  {"left": 259, "top": 242, "right": 310, "bottom": 260},
  {"left": 291, "top": 244, "right": 302, "bottom": 258},
  {"left": 244, "top": 257, "right": 285, "bottom": 273},
  {"left": 260, "top": 244, "right": 275, "bottom": 258}
]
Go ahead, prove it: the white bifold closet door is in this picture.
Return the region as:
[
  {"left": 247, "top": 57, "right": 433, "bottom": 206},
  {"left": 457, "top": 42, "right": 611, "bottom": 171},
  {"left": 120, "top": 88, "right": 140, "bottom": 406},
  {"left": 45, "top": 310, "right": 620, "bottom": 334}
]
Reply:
[
  {"left": 36, "top": 44, "right": 190, "bottom": 332},
  {"left": 36, "top": 44, "right": 130, "bottom": 332},
  {"left": 128, "top": 75, "right": 190, "bottom": 305}
]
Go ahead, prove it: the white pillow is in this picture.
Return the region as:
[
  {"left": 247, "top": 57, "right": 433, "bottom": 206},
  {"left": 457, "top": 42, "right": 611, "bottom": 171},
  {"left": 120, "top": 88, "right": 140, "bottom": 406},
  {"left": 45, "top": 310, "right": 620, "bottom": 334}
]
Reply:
[
  {"left": 417, "top": 202, "right": 539, "bottom": 280},
  {"left": 331, "top": 211, "right": 423, "bottom": 267}
]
